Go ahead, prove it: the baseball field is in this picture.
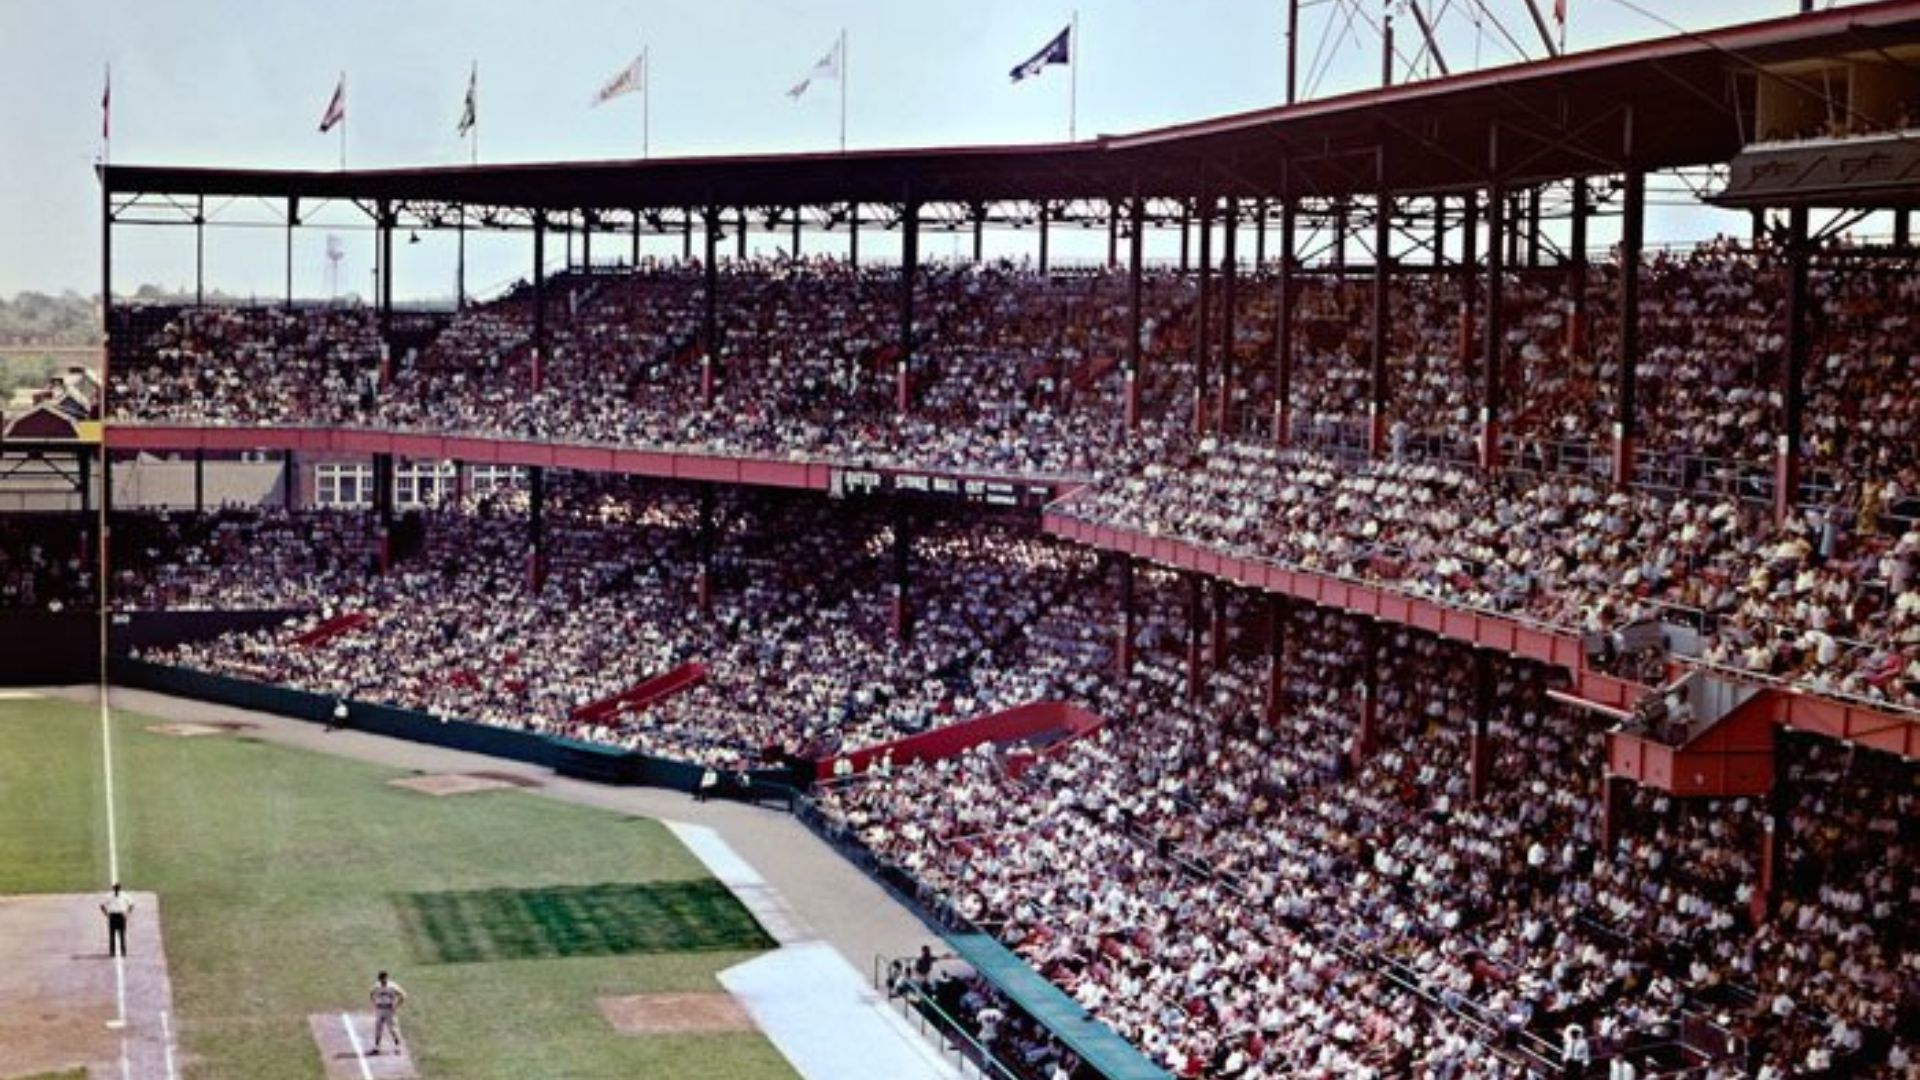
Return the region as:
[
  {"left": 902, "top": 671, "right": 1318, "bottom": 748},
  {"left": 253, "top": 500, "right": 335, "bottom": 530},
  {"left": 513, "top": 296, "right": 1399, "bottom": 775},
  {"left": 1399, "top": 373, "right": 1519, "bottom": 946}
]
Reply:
[{"left": 0, "top": 690, "right": 800, "bottom": 1080}]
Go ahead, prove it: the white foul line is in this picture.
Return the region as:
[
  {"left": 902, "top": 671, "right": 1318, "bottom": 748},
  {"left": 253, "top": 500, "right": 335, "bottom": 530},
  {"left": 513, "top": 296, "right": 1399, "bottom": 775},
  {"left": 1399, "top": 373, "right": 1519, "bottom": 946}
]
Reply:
[
  {"left": 162, "top": 1008, "right": 180, "bottom": 1080},
  {"left": 101, "top": 686, "right": 119, "bottom": 884},
  {"left": 340, "top": 1012, "right": 375, "bottom": 1080}
]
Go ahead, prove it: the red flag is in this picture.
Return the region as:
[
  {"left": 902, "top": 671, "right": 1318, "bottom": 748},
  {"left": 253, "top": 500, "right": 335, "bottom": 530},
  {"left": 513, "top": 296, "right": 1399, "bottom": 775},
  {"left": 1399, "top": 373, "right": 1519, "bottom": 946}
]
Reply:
[{"left": 1554, "top": 0, "right": 1566, "bottom": 23}]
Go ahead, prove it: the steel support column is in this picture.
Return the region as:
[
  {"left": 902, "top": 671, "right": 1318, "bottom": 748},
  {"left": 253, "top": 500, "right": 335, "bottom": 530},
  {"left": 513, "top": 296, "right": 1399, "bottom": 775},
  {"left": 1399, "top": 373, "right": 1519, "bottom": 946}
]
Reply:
[
  {"left": 1777, "top": 206, "right": 1810, "bottom": 524},
  {"left": 1265, "top": 594, "right": 1288, "bottom": 724},
  {"left": 1568, "top": 178, "right": 1590, "bottom": 356},
  {"left": 703, "top": 209, "right": 720, "bottom": 407},
  {"left": 286, "top": 197, "right": 298, "bottom": 310},
  {"left": 736, "top": 208, "right": 748, "bottom": 262},
  {"left": 1179, "top": 201, "right": 1191, "bottom": 272},
  {"left": 531, "top": 214, "right": 547, "bottom": 395},
  {"left": 193, "top": 449, "right": 205, "bottom": 514},
  {"left": 1037, "top": 201, "right": 1050, "bottom": 274},
  {"left": 1209, "top": 579, "right": 1229, "bottom": 669},
  {"left": 1615, "top": 169, "right": 1645, "bottom": 487},
  {"left": 1275, "top": 195, "right": 1297, "bottom": 446},
  {"left": 1369, "top": 162, "right": 1391, "bottom": 458},
  {"left": 972, "top": 205, "right": 985, "bottom": 264},
  {"left": 849, "top": 202, "right": 860, "bottom": 266},
  {"left": 1469, "top": 650, "right": 1494, "bottom": 800},
  {"left": 195, "top": 195, "right": 206, "bottom": 306},
  {"left": 1185, "top": 573, "right": 1204, "bottom": 702},
  {"left": 373, "top": 452, "right": 395, "bottom": 574},
  {"left": 1194, "top": 195, "right": 1213, "bottom": 433},
  {"left": 528, "top": 464, "right": 546, "bottom": 588},
  {"left": 1459, "top": 192, "right": 1479, "bottom": 377},
  {"left": 791, "top": 206, "right": 801, "bottom": 258},
  {"left": 1107, "top": 201, "right": 1119, "bottom": 269},
  {"left": 283, "top": 451, "right": 298, "bottom": 510},
  {"left": 1480, "top": 165, "right": 1506, "bottom": 470},
  {"left": 898, "top": 199, "right": 919, "bottom": 415},
  {"left": 1254, "top": 198, "right": 1268, "bottom": 268},
  {"left": 379, "top": 203, "right": 395, "bottom": 389},
  {"left": 1218, "top": 197, "right": 1238, "bottom": 433},
  {"left": 1126, "top": 195, "right": 1145, "bottom": 432}
]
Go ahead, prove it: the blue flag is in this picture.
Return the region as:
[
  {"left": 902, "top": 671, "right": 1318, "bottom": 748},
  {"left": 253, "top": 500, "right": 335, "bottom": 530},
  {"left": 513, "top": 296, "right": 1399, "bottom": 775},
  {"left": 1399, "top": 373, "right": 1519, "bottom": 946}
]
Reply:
[{"left": 1010, "top": 25, "right": 1071, "bottom": 82}]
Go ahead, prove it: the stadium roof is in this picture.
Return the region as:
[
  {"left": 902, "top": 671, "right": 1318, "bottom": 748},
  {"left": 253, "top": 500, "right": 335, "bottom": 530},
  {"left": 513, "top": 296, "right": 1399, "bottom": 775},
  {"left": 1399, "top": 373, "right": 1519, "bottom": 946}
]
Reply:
[{"left": 102, "top": 1, "right": 1920, "bottom": 210}]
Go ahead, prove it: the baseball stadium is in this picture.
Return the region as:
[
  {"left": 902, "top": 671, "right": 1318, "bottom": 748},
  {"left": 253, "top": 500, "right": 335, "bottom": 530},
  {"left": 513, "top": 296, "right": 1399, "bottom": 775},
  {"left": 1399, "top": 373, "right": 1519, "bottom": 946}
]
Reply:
[{"left": 2, "top": 1, "right": 1918, "bottom": 1077}]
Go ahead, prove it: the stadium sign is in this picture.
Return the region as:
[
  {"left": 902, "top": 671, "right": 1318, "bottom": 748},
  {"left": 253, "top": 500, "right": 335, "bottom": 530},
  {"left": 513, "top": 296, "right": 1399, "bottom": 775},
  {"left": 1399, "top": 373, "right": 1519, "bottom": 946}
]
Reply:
[{"left": 829, "top": 468, "right": 1055, "bottom": 509}]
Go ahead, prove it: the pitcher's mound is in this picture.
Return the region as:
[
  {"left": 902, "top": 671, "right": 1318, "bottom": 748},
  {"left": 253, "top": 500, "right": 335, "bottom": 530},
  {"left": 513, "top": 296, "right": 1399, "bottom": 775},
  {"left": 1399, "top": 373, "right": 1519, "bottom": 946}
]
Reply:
[
  {"left": 307, "top": 1012, "right": 417, "bottom": 1079},
  {"left": 388, "top": 773, "right": 515, "bottom": 797},
  {"left": 599, "top": 993, "right": 756, "bottom": 1035},
  {"left": 146, "top": 721, "right": 256, "bottom": 738}
]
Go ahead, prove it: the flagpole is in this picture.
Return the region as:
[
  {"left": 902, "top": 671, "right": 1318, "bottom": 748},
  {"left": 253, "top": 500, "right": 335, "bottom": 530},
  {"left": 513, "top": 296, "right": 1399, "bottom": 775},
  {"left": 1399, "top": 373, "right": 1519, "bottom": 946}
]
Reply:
[
  {"left": 838, "top": 29, "right": 848, "bottom": 153},
  {"left": 102, "top": 62, "right": 110, "bottom": 167},
  {"left": 338, "top": 70, "right": 347, "bottom": 171},
  {"left": 1068, "top": 11, "right": 1078, "bottom": 142},
  {"left": 643, "top": 46, "right": 651, "bottom": 160},
  {"left": 472, "top": 62, "right": 480, "bottom": 165}
]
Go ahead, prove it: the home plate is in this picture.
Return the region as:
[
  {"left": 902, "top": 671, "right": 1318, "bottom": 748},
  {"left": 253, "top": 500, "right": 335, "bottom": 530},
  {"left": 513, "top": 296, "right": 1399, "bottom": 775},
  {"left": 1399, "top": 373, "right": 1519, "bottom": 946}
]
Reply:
[
  {"left": 388, "top": 773, "right": 515, "bottom": 797},
  {"left": 308, "top": 1012, "right": 417, "bottom": 1079}
]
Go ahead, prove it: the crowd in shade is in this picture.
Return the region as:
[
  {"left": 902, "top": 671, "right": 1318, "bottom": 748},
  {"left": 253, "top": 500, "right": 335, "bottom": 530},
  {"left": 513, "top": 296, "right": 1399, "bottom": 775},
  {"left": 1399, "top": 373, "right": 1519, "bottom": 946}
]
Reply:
[
  {"left": 0, "top": 515, "right": 93, "bottom": 611},
  {"left": 129, "top": 479, "right": 1102, "bottom": 767},
  {"left": 817, "top": 575, "right": 1918, "bottom": 1079}
]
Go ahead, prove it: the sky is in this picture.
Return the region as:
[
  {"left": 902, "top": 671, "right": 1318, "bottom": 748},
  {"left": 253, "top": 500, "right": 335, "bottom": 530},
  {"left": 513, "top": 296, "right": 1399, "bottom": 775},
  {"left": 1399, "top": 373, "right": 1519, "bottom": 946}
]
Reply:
[{"left": 0, "top": 0, "right": 1843, "bottom": 302}]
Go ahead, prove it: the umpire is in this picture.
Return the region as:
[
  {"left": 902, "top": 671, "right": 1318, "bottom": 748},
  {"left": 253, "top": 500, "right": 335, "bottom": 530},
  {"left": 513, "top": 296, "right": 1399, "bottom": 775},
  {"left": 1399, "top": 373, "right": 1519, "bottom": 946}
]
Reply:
[{"left": 100, "top": 883, "right": 134, "bottom": 958}]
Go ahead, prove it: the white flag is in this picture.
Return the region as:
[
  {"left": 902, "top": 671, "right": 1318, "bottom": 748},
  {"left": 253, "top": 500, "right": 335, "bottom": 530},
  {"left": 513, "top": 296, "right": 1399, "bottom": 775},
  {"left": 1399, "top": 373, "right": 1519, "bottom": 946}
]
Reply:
[
  {"left": 786, "top": 38, "right": 842, "bottom": 101},
  {"left": 456, "top": 62, "right": 477, "bottom": 136},
  {"left": 592, "top": 54, "right": 646, "bottom": 107}
]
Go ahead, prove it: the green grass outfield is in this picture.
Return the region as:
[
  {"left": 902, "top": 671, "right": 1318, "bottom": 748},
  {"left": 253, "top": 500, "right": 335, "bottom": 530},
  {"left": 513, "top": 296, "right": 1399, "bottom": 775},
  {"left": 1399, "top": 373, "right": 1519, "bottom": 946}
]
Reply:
[{"left": 0, "top": 693, "right": 799, "bottom": 1080}]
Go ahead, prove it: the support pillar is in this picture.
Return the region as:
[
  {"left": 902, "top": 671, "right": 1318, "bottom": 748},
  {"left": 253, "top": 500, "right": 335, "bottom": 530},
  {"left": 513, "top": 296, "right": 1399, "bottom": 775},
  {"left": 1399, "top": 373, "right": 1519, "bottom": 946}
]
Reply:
[
  {"left": 1567, "top": 177, "right": 1589, "bottom": 356},
  {"left": 1332, "top": 200, "right": 1350, "bottom": 272},
  {"left": 1352, "top": 621, "right": 1379, "bottom": 766},
  {"left": 1185, "top": 573, "right": 1204, "bottom": 702},
  {"left": 1752, "top": 767, "right": 1791, "bottom": 924},
  {"left": 283, "top": 451, "right": 298, "bottom": 510},
  {"left": 379, "top": 201, "right": 395, "bottom": 368},
  {"left": 695, "top": 483, "right": 715, "bottom": 615},
  {"left": 1209, "top": 579, "right": 1229, "bottom": 669},
  {"left": 1369, "top": 163, "right": 1391, "bottom": 457},
  {"left": 1193, "top": 194, "right": 1213, "bottom": 433},
  {"left": 1469, "top": 650, "right": 1494, "bottom": 800},
  {"left": 972, "top": 205, "right": 985, "bottom": 264},
  {"left": 1524, "top": 186, "right": 1541, "bottom": 268},
  {"left": 703, "top": 208, "right": 720, "bottom": 407},
  {"left": 1178, "top": 201, "right": 1191, "bottom": 272},
  {"left": 1126, "top": 195, "right": 1145, "bottom": 432},
  {"left": 373, "top": 452, "right": 395, "bottom": 574},
  {"left": 582, "top": 214, "right": 593, "bottom": 270},
  {"left": 1115, "top": 556, "right": 1135, "bottom": 680},
  {"left": 1264, "top": 594, "right": 1287, "bottom": 724},
  {"left": 1601, "top": 775, "right": 1629, "bottom": 850},
  {"left": 1106, "top": 201, "right": 1119, "bottom": 269},
  {"left": 631, "top": 211, "right": 641, "bottom": 266},
  {"left": 531, "top": 214, "right": 547, "bottom": 395},
  {"left": 891, "top": 505, "right": 912, "bottom": 642},
  {"left": 898, "top": 199, "right": 919, "bottom": 414},
  {"left": 195, "top": 195, "right": 206, "bottom": 306},
  {"left": 683, "top": 212, "right": 694, "bottom": 261},
  {"left": 192, "top": 449, "right": 206, "bottom": 514},
  {"left": 1254, "top": 197, "right": 1268, "bottom": 268},
  {"left": 736, "top": 207, "right": 748, "bottom": 262},
  {"left": 1895, "top": 209, "right": 1912, "bottom": 249},
  {"left": 1480, "top": 163, "right": 1506, "bottom": 470},
  {"left": 1615, "top": 168, "right": 1645, "bottom": 487},
  {"left": 1217, "top": 197, "right": 1238, "bottom": 433},
  {"left": 848, "top": 202, "right": 860, "bottom": 266},
  {"left": 286, "top": 197, "right": 298, "bottom": 310},
  {"left": 1777, "top": 205, "right": 1810, "bottom": 524},
  {"left": 1275, "top": 193, "right": 1296, "bottom": 446},
  {"left": 1037, "top": 201, "right": 1050, "bottom": 274},
  {"left": 527, "top": 465, "right": 546, "bottom": 589},
  {"left": 791, "top": 206, "right": 801, "bottom": 258},
  {"left": 1459, "top": 192, "right": 1479, "bottom": 379}
]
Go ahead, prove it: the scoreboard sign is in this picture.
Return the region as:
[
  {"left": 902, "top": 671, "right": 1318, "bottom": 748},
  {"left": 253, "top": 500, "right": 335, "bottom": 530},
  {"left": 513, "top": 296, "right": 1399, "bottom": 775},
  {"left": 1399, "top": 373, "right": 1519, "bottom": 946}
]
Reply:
[{"left": 829, "top": 468, "right": 1056, "bottom": 509}]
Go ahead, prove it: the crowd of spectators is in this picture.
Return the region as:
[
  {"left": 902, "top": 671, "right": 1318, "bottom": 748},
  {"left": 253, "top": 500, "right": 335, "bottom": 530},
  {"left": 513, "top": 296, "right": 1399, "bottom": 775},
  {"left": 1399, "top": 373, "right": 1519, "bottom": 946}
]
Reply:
[{"left": 0, "top": 515, "right": 92, "bottom": 611}]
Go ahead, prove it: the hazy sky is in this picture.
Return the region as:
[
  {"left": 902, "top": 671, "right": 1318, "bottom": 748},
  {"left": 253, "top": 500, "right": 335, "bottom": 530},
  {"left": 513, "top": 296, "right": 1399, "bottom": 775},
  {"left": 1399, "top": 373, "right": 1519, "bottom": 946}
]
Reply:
[{"left": 0, "top": 0, "right": 1828, "bottom": 300}]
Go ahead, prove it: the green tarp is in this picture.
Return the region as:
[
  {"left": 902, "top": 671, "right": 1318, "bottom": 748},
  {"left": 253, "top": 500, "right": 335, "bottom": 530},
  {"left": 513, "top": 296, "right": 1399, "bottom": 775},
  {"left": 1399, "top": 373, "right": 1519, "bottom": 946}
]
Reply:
[{"left": 942, "top": 932, "right": 1170, "bottom": 1080}]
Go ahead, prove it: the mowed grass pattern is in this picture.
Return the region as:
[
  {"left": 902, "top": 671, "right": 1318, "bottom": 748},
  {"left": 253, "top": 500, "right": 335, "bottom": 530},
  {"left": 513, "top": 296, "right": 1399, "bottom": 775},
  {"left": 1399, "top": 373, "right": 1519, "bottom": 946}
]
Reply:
[
  {"left": 0, "top": 696, "right": 797, "bottom": 1080},
  {"left": 398, "top": 881, "right": 774, "bottom": 963}
]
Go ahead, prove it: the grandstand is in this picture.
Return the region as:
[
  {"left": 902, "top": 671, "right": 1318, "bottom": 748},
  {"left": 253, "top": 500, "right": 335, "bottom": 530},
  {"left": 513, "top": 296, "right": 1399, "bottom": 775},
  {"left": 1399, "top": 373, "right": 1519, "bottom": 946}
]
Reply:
[{"left": 2, "top": 1, "right": 1918, "bottom": 1078}]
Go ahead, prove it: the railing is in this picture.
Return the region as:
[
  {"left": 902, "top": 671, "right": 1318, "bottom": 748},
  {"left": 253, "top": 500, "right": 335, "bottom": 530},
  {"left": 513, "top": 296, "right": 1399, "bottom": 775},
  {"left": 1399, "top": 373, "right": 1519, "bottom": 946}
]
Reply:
[{"left": 870, "top": 955, "right": 1026, "bottom": 1080}]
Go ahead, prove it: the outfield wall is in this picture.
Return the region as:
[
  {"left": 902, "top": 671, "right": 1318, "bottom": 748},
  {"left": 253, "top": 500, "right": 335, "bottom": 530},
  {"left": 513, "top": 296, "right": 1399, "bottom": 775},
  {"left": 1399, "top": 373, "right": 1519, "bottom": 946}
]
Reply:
[{"left": 110, "top": 658, "right": 807, "bottom": 799}]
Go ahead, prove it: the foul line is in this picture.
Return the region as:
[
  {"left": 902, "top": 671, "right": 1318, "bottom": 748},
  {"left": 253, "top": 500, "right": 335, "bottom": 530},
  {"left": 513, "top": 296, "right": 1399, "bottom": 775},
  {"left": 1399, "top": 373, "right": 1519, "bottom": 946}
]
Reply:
[
  {"left": 162, "top": 1008, "right": 179, "bottom": 1080},
  {"left": 340, "top": 1012, "right": 375, "bottom": 1080}
]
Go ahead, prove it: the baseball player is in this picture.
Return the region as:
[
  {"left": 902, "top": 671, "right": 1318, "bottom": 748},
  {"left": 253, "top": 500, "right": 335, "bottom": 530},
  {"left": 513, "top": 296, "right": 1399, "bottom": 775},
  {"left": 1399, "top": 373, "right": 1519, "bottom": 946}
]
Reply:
[
  {"left": 99, "top": 883, "right": 134, "bottom": 958},
  {"left": 368, "top": 971, "right": 408, "bottom": 1053}
]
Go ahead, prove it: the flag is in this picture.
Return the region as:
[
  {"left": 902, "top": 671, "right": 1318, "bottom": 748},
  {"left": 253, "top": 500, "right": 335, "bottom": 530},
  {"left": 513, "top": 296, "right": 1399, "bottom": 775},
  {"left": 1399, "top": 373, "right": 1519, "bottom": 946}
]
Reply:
[
  {"left": 318, "top": 75, "right": 346, "bottom": 133},
  {"left": 457, "top": 63, "right": 477, "bottom": 136},
  {"left": 592, "top": 54, "right": 646, "bottom": 107},
  {"left": 101, "top": 64, "right": 110, "bottom": 141},
  {"left": 1553, "top": 0, "right": 1566, "bottom": 23},
  {"left": 786, "top": 37, "right": 842, "bottom": 101},
  {"left": 1010, "top": 25, "right": 1070, "bottom": 83}
]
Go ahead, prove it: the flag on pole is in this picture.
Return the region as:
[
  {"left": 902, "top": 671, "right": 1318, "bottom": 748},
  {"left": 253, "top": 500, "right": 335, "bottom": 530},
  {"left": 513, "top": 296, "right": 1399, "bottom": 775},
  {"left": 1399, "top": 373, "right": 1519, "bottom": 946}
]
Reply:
[
  {"left": 1010, "top": 25, "right": 1071, "bottom": 83},
  {"left": 101, "top": 64, "right": 110, "bottom": 141},
  {"left": 1553, "top": 0, "right": 1566, "bottom": 23},
  {"left": 786, "top": 38, "right": 843, "bottom": 101},
  {"left": 457, "top": 63, "right": 477, "bottom": 136},
  {"left": 592, "top": 54, "right": 646, "bottom": 107},
  {"left": 318, "top": 75, "right": 346, "bottom": 132}
]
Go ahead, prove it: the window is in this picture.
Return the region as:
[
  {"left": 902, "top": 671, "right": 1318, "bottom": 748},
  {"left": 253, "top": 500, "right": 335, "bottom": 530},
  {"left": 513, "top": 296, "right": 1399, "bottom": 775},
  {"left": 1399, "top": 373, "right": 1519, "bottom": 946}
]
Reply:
[{"left": 315, "top": 464, "right": 372, "bottom": 509}]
